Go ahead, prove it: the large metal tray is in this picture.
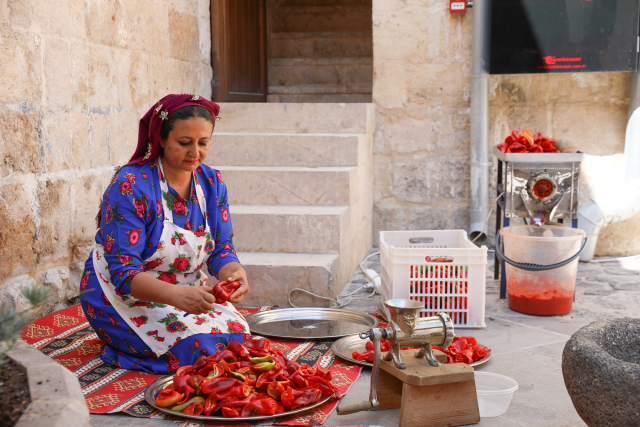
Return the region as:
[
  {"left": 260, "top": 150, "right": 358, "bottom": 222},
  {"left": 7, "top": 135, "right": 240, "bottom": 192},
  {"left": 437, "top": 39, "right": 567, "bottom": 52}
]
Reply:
[
  {"left": 245, "top": 308, "right": 379, "bottom": 340},
  {"left": 331, "top": 334, "right": 492, "bottom": 368},
  {"left": 144, "top": 375, "right": 332, "bottom": 422}
]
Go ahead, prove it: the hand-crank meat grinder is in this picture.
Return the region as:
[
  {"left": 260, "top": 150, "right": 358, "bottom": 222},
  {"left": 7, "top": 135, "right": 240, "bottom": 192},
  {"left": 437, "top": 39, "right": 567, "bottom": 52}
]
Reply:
[{"left": 337, "top": 299, "right": 480, "bottom": 427}]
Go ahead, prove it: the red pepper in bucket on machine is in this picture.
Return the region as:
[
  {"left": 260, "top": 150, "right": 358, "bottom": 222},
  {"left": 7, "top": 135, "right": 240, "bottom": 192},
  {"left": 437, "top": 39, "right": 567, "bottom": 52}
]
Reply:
[{"left": 497, "top": 129, "right": 561, "bottom": 153}]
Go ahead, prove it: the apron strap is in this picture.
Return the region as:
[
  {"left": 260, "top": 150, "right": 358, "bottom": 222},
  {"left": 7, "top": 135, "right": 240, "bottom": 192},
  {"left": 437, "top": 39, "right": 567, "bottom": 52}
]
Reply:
[{"left": 157, "top": 158, "right": 208, "bottom": 226}]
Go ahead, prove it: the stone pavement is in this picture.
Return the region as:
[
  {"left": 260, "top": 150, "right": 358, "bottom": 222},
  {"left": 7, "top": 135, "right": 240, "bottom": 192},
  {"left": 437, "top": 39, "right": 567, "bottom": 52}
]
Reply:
[{"left": 90, "top": 251, "right": 640, "bottom": 427}]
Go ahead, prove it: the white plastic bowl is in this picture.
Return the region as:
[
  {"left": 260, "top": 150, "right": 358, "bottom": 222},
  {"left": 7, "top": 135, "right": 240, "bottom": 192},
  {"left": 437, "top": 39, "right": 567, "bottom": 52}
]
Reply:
[{"left": 475, "top": 372, "right": 519, "bottom": 417}]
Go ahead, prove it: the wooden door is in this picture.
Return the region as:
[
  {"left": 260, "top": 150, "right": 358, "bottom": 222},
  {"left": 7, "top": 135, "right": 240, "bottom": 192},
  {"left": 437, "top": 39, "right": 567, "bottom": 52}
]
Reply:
[{"left": 211, "top": 0, "right": 267, "bottom": 102}]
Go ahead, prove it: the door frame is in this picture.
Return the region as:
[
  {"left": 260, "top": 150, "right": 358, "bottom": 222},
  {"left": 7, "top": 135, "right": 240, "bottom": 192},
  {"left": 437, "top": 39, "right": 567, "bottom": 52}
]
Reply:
[{"left": 211, "top": 0, "right": 267, "bottom": 102}]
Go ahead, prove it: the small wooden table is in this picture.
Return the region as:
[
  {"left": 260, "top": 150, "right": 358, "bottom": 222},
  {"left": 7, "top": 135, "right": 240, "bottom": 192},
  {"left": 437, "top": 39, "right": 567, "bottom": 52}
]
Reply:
[{"left": 375, "top": 350, "right": 480, "bottom": 427}]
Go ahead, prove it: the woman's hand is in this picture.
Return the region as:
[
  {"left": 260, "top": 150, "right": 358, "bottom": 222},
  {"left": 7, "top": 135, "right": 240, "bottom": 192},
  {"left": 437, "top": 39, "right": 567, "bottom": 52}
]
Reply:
[
  {"left": 218, "top": 262, "right": 249, "bottom": 304},
  {"left": 174, "top": 285, "right": 215, "bottom": 315}
]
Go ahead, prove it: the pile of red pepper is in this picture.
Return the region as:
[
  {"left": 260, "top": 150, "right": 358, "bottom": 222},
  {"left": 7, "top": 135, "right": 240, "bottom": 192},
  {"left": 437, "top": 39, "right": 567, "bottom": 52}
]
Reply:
[
  {"left": 497, "top": 129, "right": 560, "bottom": 153},
  {"left": 212, "top": 280, "right": 241, "bottom": 304},
  {"left": 351, "top": 336, "right": 490, "bottom": 365},
  {"left": 155, "top": 339, "right": 340, "bottom": 418},
  {"left": 352, "top": 339, "right": 391, "bottom": 363},
  {"left": 433, "top": 336, "right": 490, "bottom": 364}
]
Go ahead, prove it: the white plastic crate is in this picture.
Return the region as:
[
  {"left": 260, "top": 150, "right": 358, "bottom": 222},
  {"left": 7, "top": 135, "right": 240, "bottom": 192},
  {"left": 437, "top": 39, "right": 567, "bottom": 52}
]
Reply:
[{"left": 380, "top": 230, "right": 488, "bottom": 328}]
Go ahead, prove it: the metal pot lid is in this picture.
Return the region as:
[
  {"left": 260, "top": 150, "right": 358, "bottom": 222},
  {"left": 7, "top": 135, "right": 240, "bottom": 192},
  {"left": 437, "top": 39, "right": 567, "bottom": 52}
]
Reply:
[{"left": 245, "top": 307, "right": 379, "bottom": 340}]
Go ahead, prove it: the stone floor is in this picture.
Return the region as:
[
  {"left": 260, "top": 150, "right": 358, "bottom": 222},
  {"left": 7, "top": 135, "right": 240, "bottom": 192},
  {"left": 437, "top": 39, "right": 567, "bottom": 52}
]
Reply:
[{"left": 90, "top": 250, "right": 640, "bottom": 427}]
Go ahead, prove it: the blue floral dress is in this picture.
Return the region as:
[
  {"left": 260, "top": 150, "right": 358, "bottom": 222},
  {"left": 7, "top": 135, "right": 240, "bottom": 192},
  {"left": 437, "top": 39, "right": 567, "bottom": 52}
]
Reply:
[{"left": 79, "top": 159, "right": 249, "bottom": 374}]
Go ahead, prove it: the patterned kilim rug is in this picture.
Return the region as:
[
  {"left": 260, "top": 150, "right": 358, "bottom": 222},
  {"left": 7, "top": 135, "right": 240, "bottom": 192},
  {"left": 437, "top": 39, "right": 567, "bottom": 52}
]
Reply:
[{"left": 20, "top": 304, "right": 363, "bottom": 426}]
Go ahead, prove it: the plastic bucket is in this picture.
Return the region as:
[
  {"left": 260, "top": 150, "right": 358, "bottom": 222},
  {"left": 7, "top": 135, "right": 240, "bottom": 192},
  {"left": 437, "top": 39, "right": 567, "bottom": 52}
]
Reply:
[{"left": 499, "top": 225, "right": 586, "bottom": 316}]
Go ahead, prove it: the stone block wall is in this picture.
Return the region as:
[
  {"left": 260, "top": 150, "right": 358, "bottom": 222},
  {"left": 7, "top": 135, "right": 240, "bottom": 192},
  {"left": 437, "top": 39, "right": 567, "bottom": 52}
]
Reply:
[
  {"left": 371, "top": 0, "right": 637, "bottom": 254},
  {"left": 0, "top": 0, "right": 212, "bottom": 315}
]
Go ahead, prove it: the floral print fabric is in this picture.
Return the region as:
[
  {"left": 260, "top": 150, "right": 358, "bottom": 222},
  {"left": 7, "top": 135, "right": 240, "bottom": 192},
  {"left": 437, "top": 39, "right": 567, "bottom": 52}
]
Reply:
[
  {"left": 94, "top": 158, "right": 238, "bottom": 293},
  {"left": 79, "top": 158, "right": 248, "bottom": 373}
]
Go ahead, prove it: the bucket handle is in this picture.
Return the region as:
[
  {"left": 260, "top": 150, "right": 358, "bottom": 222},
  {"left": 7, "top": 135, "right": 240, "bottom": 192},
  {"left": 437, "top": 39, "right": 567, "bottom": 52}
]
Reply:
[{"left": 495, "top": 233, "right": 588, "bottom": 272}]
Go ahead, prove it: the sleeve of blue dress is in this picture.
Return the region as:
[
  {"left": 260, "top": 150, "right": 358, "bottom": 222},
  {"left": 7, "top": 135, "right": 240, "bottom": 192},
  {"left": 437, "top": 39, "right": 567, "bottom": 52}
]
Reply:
[
  {"left": 204, "top": 168, "right": 241, "bottom": 279},
  {"left": 97, "top": 167, "right": 149, "bottom": 296}
]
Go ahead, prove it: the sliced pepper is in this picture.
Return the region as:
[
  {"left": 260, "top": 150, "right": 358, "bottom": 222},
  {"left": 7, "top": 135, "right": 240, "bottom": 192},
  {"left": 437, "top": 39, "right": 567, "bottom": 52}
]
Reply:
[
  {"left": 292, "top": 388, "right": 322, "bottom": 410},
  {"left": 211, "top": 384, "right": 251, "bottom": 400},
  {"left": 214, "top": 350, "right": 238, "bottom": 364},
  {"left": 239, "top": 398, "right": 279, "bottom": 417},
  {"left": 201, "top": 377, "right": 239, "bottom": 395},
  {"left": 221, "top": 406, "right": 240, "bottom": 418},
  {"left": 203, "top": 363, "right": 224, "bottom": 380},
  {"left": 227, "top": 340, "right": 250, "bottom": 359},
  {"left": 252, "top": 361, "right": 276, "bottom": 372},
  {"left": 244, "top": 339, "right": 271, "bottom": 352},
  {"left": 171, "top": 396, "right": 205, "bottom": 412},
  {"left": 249, "top": 355, "right": 273, "bottom": 364},
  {"left": 187, "top": 375, "right": 204, "bottom": 390},
  {"left": 230, "top": 370, "right": 246, "bottom": 382},
  {"left": 212, "top": 280, "right": 241, "bottom": 304},
  {"left": 155, "top": 389, "right": 183, "bottom": 408},
  {"left": 182, "top": 402, "right": 204, "bottom": 415},
  {"left": 281, "top": 389, "right": 295, "bottom": 410},
  {"left": 204, "top": 394, "right": 218, "bottom": 416},
  {"left": 267, "top": 381, "right": 286, "bottom": 401}
]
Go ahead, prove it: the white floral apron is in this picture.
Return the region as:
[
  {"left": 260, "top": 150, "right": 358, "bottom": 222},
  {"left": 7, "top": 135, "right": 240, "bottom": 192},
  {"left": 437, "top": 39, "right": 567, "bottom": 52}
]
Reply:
[{"left": 93, "top": 158, "right": 249, "bottom": 357}]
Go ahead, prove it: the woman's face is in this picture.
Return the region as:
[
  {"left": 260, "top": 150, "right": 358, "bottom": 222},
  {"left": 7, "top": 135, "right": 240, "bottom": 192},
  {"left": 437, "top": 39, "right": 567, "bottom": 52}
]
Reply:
[{"left": 159, "top": 117, "right": 213, "bottom": 173}]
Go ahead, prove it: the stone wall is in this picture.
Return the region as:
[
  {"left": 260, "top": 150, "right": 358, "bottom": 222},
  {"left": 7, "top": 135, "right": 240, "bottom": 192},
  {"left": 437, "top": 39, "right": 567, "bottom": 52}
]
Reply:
[
  {"left": 371, "top": 0, "right": 638, "bottom": 254},
  {"left": 0, "top": 0, "right": 212, "bottom": 315}
]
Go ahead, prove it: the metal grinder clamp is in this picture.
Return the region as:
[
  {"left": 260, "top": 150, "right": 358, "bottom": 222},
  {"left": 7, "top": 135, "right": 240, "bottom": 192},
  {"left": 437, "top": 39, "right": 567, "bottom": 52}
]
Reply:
[{"left": 337, "top": 299, "right": 454, "bottom": 415}]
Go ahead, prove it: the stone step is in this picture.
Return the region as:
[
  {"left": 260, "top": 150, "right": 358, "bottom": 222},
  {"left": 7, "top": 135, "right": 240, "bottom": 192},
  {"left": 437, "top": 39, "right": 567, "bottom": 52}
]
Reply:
[
  {"left": 268, "top": 84, "right": 371, "bottom": 94},
  {"left": 215, "top": 166, "right": 355, "bottom": 206},
  {"left": 208, "top": 132, "right": 362, "bottom": 167},
  {"left": 236, "top": 252, "right": 339, "bottom": 307},
  {"left": 268, "top": 57, "right": 373, "bottom": 86},
  {"left": 267, "top": 93, "right": 373, "bottom": 103},
  {"left": 273, "top": 6, "right": 371, "bottom": 33},
  {"left": 230, "top": 205, "right": 348, "bottom": 254},
  {"left": 215, "top": 103, "right": 373, "bottom": 134},
  {"left": 271, "top": 32, "right": 372, "bottom": 58}
]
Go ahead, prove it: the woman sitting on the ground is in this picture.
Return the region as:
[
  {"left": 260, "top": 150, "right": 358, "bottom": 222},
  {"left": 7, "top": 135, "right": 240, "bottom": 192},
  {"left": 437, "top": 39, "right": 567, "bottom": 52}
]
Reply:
[{"left": 79, "top": 94, "right": 250, "bottom": 374}]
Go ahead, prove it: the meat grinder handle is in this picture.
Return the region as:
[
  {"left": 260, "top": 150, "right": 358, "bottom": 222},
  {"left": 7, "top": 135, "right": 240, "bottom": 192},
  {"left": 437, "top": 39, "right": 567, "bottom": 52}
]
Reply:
[
  {"left": 337, "top": 329, "right": 382, "bottom": 416},
  {"left": 336, "top": 400, "right": 374, "bottom": 415}
]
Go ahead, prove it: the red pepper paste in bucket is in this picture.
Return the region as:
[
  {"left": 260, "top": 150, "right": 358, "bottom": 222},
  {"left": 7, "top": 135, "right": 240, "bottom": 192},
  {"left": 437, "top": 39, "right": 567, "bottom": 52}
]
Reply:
[
  {"left": 507, "top": 278, "right": 573, "bottom": 316},
  {"left": 501, "top": 225, "right": 585, "bottom": 316}
]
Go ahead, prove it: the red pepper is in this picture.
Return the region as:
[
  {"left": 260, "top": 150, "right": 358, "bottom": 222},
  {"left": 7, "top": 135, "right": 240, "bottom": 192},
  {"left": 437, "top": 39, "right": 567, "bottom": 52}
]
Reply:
[
  {"left": 221, "top": 407, "right": 240, "bottom": 417},
  {"left": 235, "top": 367, "right": 257, "bottom": 386},
  {"left": 351, "top": 351, "right": 374, "bottom": 363},
  {"left": 288, "top": 372, "right": 308, "bottom": 389},
  {"left": 176, "top": 365, "right": 195, "bottom": 377},
  {"left": 275, "top": 400, "right": 285, "bottom": 414},
  {"left": 281, "top": 389, "right": 295, "bottom": 410},
  {"left": 314, "top": 365, "right": 331, "bottom": 381},
  {"left": 214, "top": 350, "right": 238, "bottom": 364},
  {"left": 187, "top": 375, "right": 204, "bottom": 390},
  {"left": 173, "top": 376, "right": 196, "bottom": 403},
  {"left": 291, "top": 388, "right": 322, "bottom": 410},
  {"left": 305, "top": 376, "right": 339, "bottom": 398},
  {"left": 204, "top": 394, "right": 218, "bottom": 416},
  {"left": 182, "top": 402, "right": 204, "bottom": 415},
  {"left": 365, "top": 339, "right": 390, "bottom": 352},
  {"left": 211, "top": 384, "right": 251, "bottom": 400},
  {"left": 267, "top": 381, "right": 286, "bottom": 401},
  {"left": 239, "top": 398, "right": 279, "bottom": 417},
  {"left": 201, "top": 377, "right": 239, "bottom": 395},
  {"left": 200, "top": 362, "right": 224, "bottom": 379},
  {"left": 212, "top": 280, "right": 241, "bottom": 304},
  {"left": 155, "top": 389, "right": 183, "bottom": 408},
  {"left": 222, "top": 394, "right": 257, "bottom": 409},
  {"left": 244, "top": 339, "right": 271, "bottom": 352},
  {"left": 227, "top": 340, "right": 250, "bottom": 359}
]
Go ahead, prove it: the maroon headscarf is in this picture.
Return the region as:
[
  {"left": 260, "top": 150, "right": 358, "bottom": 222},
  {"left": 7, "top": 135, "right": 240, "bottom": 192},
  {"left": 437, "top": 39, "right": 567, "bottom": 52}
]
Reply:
[
  {"left": 96, "top": 94, "right": 220, "bottom": 228},
  {"left": 127, "top": 93, "right": 221, "bottom": 166}
]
